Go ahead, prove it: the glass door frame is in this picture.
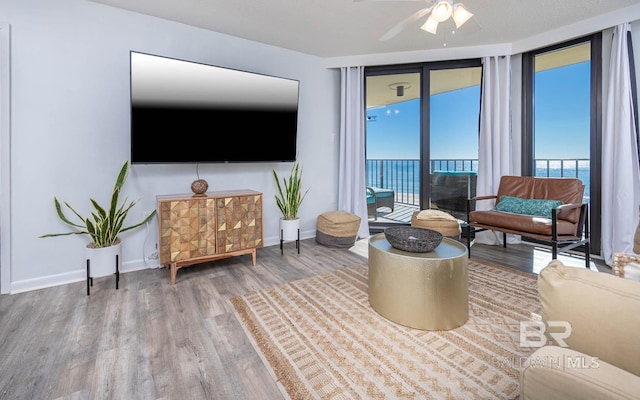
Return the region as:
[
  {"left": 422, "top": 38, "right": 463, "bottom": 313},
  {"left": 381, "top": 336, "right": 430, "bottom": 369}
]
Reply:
[
  {"left": 420, "top": 59, "right": 482, "bottom": 210},
  {"left": 521, "top": 33, "right": 602, "bottom": 254}
]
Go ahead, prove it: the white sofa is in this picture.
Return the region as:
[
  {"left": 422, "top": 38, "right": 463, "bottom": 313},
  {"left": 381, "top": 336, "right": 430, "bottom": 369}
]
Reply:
[{"left": 520, "top": 260, "right": 640, "bottom": 399}]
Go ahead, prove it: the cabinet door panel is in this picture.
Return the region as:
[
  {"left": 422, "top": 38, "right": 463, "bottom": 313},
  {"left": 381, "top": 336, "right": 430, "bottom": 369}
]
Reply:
[
  {"left": 159, "top": 198, "right": 216, "bottom": 263},
  {"left": 216, "top": 194, "right": 263, "bottom": 253}
]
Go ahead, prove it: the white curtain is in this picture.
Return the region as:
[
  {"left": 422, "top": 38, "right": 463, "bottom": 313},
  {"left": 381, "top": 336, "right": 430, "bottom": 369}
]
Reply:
[
  {"left": 339, "top": 66, "right": 370, "bottom": 238},
  {"left": 602, "top": 23, "right": 640, "bottom": 265},
  {"left": 475, "top": 55, "right": 515, "bottom": 245}
]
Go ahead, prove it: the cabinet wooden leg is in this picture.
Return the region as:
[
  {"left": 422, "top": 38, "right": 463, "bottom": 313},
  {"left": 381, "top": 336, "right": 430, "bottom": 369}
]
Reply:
[
  {"left": 170, "top": 264, "right": 177, "bottom": 285},
  {"left": 251, "top": 250, "right": 256, "bottom": 266}
]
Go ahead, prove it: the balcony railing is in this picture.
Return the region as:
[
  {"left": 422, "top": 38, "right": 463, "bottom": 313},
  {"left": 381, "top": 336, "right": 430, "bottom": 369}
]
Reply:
[{"left": 366, "top": 158, "right": 591, "bottom": 207}]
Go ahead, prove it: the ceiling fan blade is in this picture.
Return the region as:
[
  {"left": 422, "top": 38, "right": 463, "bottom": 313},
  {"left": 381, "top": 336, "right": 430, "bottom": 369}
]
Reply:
[{"left": 379, "top": 6, "right": 433, "bottom": 41}]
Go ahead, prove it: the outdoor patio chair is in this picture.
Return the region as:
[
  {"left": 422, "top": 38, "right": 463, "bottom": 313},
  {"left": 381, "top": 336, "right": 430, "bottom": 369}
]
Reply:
[{"left": 367, "top": 186, "right": 395, "bottom": 212}]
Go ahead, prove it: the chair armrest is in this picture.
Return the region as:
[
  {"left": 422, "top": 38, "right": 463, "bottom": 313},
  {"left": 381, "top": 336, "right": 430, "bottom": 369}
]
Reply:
[
  {"left": 555, "top": 202, "right": 584, "bottom": 219},
  {"left": 520, "top": 346, "right": 640, "bottom": 400},
  {"left": 550, "top": 203, "right": 588, "bottom": 239},
  {"left": 473, "top": 195, "right": 498, "bottom": 201},
  {"left": 556, "top": 202, "right": 583, "bottom": 211},
  {"left": 366, "top": 187, "right": 377, "bottom": 204},
  {"left": 466, "top": 195, "right": 497, "bottom": 220}
]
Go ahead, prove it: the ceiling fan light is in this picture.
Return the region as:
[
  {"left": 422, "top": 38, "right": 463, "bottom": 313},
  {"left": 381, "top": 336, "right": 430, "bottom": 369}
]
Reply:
[
  {"left": 420, "top": 15, "right": 439, "bottom": 34},
  {"left": 452, "top": 4, "right": 473, "bottom": 28},
  {"left": 431, "top": 0, "right": 453, "bottom": 23}
]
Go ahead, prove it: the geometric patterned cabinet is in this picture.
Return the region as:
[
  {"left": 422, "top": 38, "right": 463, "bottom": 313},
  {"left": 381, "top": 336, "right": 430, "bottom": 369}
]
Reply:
[{"left": 157, "top": 190, "right": 263, "bottom": 284}]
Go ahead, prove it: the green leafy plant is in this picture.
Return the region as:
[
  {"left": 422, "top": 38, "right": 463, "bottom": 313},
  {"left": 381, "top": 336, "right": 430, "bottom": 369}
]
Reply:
[
  {"left": 40, "top": 160, "right": 157, "bottom": 248},
  {"left": 272, "top": 163, "right": 310, "bottom": 220}
]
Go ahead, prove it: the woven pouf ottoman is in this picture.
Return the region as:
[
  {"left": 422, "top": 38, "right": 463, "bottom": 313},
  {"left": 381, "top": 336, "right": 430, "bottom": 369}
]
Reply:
[
  {"left": 411, "top": 209, "right": 461, "bottom": 238},
  {"left": 316, "top": 211, "right": 361, "bottom": 248}
]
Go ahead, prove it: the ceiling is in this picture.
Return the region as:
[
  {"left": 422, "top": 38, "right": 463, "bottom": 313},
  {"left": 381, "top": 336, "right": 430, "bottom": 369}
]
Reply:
[
  {"left": 89, "top": 0, "right": 640, "bottom": 58},
  {"left": 366, "top": 41, "right": 592, "bottom": 108}
]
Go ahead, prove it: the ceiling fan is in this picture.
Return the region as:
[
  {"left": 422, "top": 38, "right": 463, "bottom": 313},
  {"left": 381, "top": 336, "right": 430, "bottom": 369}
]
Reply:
[{"left": 357, "top": 0, "right": 475, "bottom": 41}]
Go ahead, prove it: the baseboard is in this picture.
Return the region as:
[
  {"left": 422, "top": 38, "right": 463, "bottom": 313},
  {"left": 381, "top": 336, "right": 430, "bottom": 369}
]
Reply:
[
  {"left": 264, "top": 229, "right": 316, "bottom": 248},
  {"left": 9, "top": 232, "right": 322, "bottom": 294},
  {"left": 9, "top": 257, "right": 161, "bottom": 294}
]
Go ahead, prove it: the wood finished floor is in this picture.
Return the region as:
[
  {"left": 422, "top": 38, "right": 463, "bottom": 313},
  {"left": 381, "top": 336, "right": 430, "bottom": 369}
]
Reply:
[{"left": 0, "top": 239, "right": 609, "bottom": 400}]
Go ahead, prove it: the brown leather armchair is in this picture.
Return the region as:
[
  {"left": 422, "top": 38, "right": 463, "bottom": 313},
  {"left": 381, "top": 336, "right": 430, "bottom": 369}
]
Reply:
[{"left": 466, "top": 176, "right": 590, "bottom": 267}]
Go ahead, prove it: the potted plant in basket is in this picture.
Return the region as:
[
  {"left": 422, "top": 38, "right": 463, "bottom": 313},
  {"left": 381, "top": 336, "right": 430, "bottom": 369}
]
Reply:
[
  {"left": 40, "top": 160, "right": 156, "bottom": 277},
  {"left": 272, "top": 162, "right": 310, "bottom": 241}
]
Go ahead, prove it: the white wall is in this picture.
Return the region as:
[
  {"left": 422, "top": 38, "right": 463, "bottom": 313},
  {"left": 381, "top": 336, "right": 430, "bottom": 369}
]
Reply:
[
  {"left": 1, "top": 0, "right": 341, "bottom": 293},
  {"left": 0, "top": 21, "right": 10, "bottom": 294},
  {"left": 4, "top": 0, "right": 640, "bottom": 294}
]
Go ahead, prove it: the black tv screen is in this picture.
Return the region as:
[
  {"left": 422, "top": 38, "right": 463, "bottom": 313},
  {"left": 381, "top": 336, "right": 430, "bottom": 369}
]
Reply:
[{"left": 130, "top": 51, "right": 299, "bottom": 164}]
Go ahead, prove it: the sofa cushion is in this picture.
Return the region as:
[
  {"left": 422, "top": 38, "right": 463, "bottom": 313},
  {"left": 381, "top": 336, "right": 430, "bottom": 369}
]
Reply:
[
  {"left": 468, "top": 210, "right": 577, "bottom": 236},
  {"left": 369, "top": 187, "right": 394, "bottom": 198},
  {"left": 494, "top": 196, "right": 563, "bottom": 218},
  {"left": 520, "top": 346, "right": 640, "bottom": 400},
  {"left": 539, "top": 260, "right": 640, "bottom": 377}
]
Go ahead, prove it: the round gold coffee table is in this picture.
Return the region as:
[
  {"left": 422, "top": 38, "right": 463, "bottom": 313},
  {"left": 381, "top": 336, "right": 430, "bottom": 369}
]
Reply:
[{"left": 368, "top": 233, "right": 468, "bottom": 330}]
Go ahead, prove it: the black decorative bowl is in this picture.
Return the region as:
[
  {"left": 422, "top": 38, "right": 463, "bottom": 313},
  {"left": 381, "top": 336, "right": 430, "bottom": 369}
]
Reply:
[{"left": 384, "top": 226, "right": 443, "bottom": 253}]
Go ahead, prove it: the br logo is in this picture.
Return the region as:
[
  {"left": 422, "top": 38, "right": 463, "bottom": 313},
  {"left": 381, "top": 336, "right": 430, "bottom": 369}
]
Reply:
[{"left": 519, "top": 320, "right": 572, "bottom": 347}]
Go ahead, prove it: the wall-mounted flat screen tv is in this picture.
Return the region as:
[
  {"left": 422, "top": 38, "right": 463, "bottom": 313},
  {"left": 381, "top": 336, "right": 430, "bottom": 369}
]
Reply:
[{"left": 130, "top": 51, "right": 299, "bottom": 164}]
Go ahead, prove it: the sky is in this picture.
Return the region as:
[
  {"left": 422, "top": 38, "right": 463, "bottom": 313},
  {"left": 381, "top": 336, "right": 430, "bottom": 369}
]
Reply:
[{"left": 366, "top": 61, "right": 591, "bottom": 161}]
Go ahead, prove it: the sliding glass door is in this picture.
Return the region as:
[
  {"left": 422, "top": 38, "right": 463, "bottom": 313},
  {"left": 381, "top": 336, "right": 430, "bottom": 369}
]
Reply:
[
  {"left": 365, "top": 60, "right": 481, "bottom": 227},
  {"left": 427, "top": 64, "right": 481, "bottom": 221},
  {"left": 365, "top": 69, "right": 421, "bottom": 224}
]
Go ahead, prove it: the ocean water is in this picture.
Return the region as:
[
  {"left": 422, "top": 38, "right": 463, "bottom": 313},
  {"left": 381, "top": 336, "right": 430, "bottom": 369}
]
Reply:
[{"left": 366, "top": 159, "right": 591, "bottom": 204}]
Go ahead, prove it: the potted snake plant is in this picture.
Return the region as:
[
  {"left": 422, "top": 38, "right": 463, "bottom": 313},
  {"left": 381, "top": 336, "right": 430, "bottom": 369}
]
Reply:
[
  {"left": 40, "top": 160, "right": 156, "bottom": 277},
  {"left": 272, "top": 162, "right": 309, "bottom": 241}
]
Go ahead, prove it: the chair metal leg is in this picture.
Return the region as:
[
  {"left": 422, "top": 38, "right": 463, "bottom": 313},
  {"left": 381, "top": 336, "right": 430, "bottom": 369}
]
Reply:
[
  {"left": 585, "top": 240, "right": 591, "bottom": 268},
  {"left": 466, "top": 224, "right": 472, "bottom": 258}
]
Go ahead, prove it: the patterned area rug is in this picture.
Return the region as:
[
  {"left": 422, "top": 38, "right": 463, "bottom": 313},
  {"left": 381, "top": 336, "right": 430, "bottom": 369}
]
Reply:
[{"left": 230, "top": 259, "right": 540, "bottom": 399}]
